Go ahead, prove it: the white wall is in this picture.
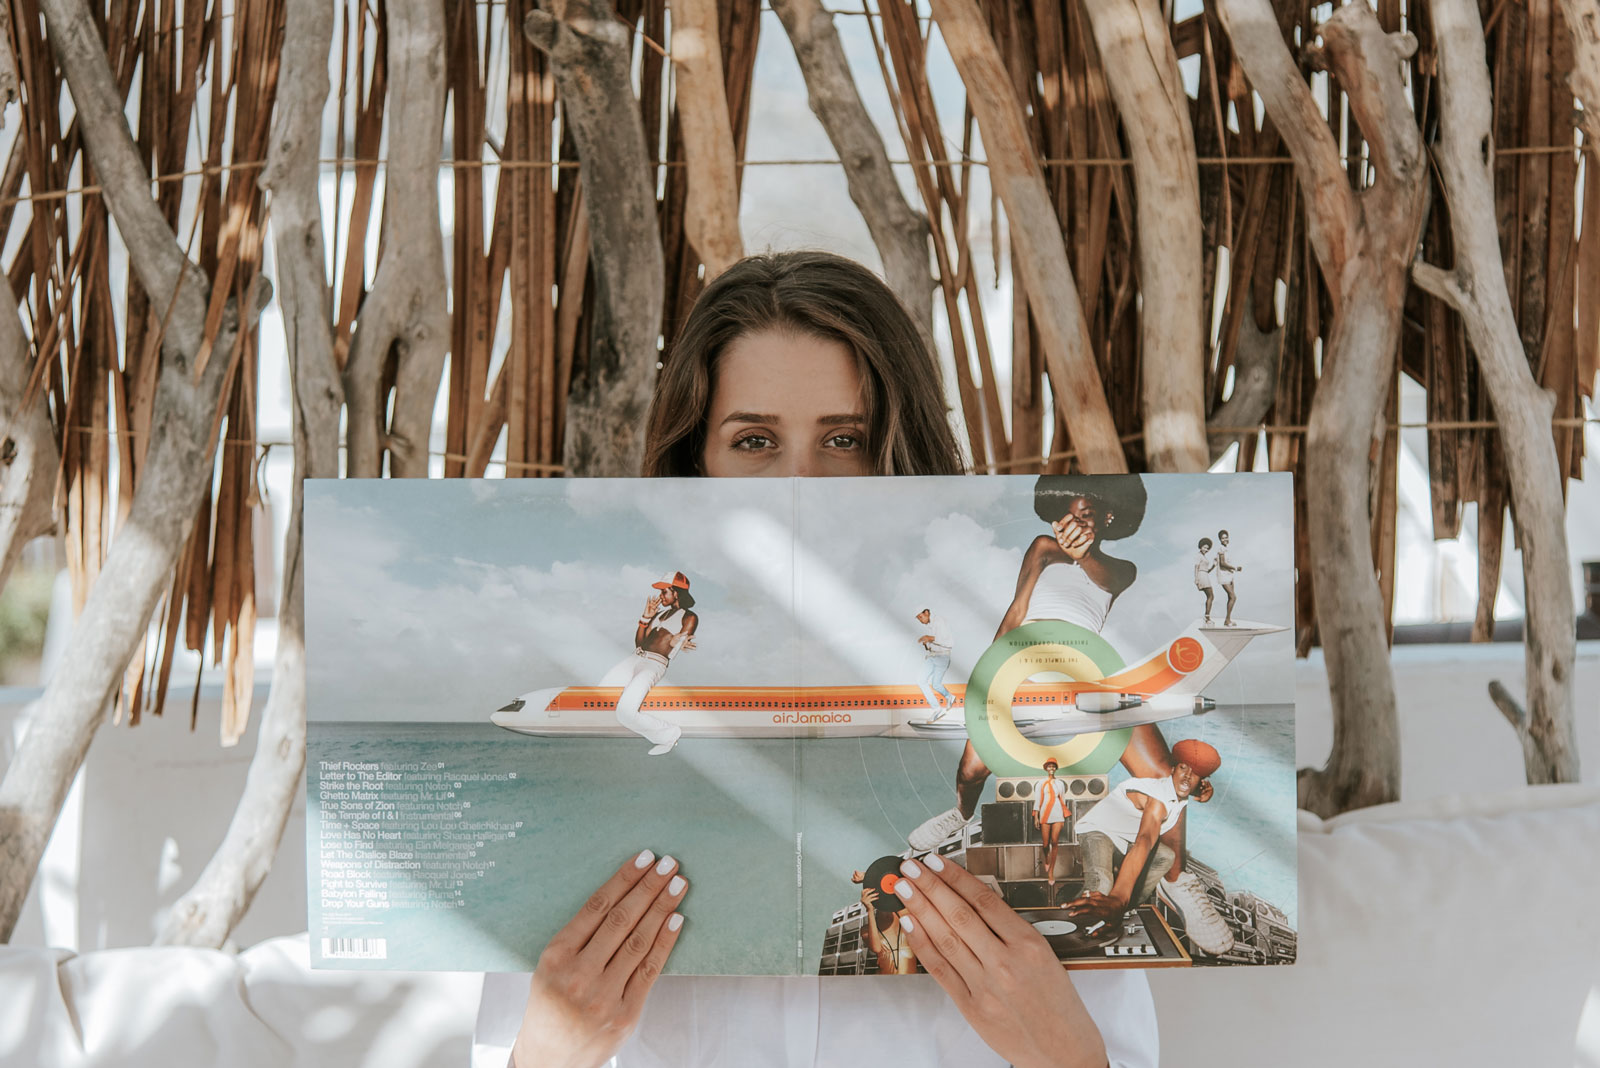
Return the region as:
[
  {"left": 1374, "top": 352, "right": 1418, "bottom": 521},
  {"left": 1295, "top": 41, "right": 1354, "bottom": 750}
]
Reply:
[
  {"left": 1296, "top": 641, "right": 1600, "bottom": 799},
  {"left": 3, "top": 684, "right": 305, "bottom": 952}
]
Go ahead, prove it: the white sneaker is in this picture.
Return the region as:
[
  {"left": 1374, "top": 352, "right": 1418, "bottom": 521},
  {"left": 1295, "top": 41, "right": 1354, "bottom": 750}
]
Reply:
[
  {"left": 1157, "top": 871, "right": 1235, "bottom": 955},
  {"left": 908, "top": 807, "right": 973, "bottom": 851},
  {"left": 646, "top": 725, "right": 683, "bottom": 756}
]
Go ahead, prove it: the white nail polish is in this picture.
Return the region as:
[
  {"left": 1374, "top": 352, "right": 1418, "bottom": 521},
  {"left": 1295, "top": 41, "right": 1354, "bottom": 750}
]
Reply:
[
  {"left": 900, "top": 859, "right": 922, "bottom": 879},
  {"left": 634, "top": 850, "right": 655, "bottom": 869},
  {"left": 924, "top": 853, "right": 945, "bottom": 872},
  {"left": 668, "top": 913, "right": 684, "bottom": 931},
  {"left": 894, "top": 878, "right": 914, "bottom": 899},
  {"left": 668, "top": 875, "right": 686, "bottom": 896},
  {"left": 899, "top": 915, "right": 915, "bottom": 932},
  {"left": 655, "top": 855, "right": 676, "bottom": 875}
]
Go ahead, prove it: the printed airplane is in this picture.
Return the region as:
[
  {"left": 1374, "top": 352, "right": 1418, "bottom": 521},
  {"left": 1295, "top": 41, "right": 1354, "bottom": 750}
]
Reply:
[{"left": 489, "top": 620, "right": 1286, "bottom": 742}]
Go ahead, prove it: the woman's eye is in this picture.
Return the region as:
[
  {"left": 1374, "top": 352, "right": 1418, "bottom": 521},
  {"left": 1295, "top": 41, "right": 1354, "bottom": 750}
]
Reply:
[
  {"left": 732, "top": 433, "right": 775, "bottom": 451},
  {"left": 825, "top": 433, "right": 862, "bottom": 450}
]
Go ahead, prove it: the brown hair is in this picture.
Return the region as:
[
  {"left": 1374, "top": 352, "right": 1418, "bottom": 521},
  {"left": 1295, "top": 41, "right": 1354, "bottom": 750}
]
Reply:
[{"left": 641, "top": 251, "right": 964, "bottom": 477}]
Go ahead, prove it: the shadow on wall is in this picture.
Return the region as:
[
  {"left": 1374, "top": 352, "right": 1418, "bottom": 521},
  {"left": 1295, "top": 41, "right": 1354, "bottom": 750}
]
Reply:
[{"left": 4, "top": 682, "right": 305, "bottom": 952}]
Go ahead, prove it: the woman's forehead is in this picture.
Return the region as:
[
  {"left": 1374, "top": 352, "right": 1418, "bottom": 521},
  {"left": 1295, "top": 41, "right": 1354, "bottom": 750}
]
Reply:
[{"left": 710, "top": 330, "right": 863, "bottom": 417}]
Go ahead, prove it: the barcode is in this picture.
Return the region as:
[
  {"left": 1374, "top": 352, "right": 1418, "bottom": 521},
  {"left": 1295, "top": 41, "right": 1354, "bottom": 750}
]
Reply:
[{"left": 321, "top": 937, "right": 388, "bottom": 960}]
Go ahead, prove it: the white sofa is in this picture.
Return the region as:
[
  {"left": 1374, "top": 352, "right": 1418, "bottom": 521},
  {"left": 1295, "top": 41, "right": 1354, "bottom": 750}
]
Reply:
[
  {"left": 4, "top": 784, "right": 1597, "bottom": 1067},
  {"left": 1148, "top": 784, "right": 1600, "bottom": 1066}
]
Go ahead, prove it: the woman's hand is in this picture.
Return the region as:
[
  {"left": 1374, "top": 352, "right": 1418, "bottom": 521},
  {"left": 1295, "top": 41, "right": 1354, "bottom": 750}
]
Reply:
[
  {"left": 891, "top": 854, "right": 1108, "bottom": 1068},
  {"left": 511, "top": 850, "right": 687, "bottom": 1068},
  {"left": 1052, "top": 516, "right": 1095, "bottom": 561}
]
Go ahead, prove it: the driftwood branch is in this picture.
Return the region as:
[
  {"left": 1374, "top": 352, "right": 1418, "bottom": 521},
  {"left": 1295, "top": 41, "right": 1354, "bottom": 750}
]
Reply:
[
  {"left": 0, "top": 3, "right": 19, "bottom": 123},
  {"left": 669, "top": 0, "right": 744, "bottom": 277},
  {"left": 1411, "top": 0, "right": 1577, "bottom": 786},
  {"left": 770, "top": 0, "right": 931, "bottom": 335},
  {"left": 0, "top": 303, "right": 58, "bottom": 588},
  {"left": 0, "top": 0, "right": 254, "bottom": 939},
  {"left": 1206, "top": 287, "right": 1284, "bottom": 463},
  {"left": 342, "top": 0, "right": 450, "bottom": 478},
  {"left": 929, "top": 0, "right": 1127, "bottom": 474},
  {"left": 1080, "top": 0, "right": 1208, "bottom": 471},
  {"left": 1556, "top": 0, "right": 1600, "bottom": 153},
  {"left": 526, "top": 0, "right": 664, "bottom": 477},
  {"left": 156, "top": 0, "right": 343, "bottom": 947},
  {"left": 1487, "top": 679, "right": 1528, "bottom": 732},
  {"left": 1219, "top": 0, "right": 1355, "bottom": 292},
  {"left": 1220, "top": 0, "right": 1426, "bottom": 817}
]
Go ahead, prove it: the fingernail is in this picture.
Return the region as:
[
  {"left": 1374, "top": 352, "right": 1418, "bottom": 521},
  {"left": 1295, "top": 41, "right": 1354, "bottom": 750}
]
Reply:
[
  {"left": 923, "top": 853, "right": 945, "bottom": 872},
  {"left": 655, "top": 855, "right": 676, "bottom": 875},
  {"left": 668, "top": 913, "right": 684, "bottom": 931},
  {"left": 668, "top": 875, "right": 686, "bottom": 896},
  {"left": 899, "top": 915, "right": 915, "bottom": 932},
  {"left": 900, "top": 859, "right": 922, "bottom": 879},
  {"left": 893, "top": 878, "right": 914, "bottom": 899},
  {"left": 634, "top": 850, "right": 655, "bottom": 869}
]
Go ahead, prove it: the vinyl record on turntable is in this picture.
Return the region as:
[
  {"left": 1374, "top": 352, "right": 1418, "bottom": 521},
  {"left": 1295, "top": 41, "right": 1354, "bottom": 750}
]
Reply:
[
  {"left": 1027, "top": 907, "right": 1124, "bottom": 956},
  {"left": 862, "top": 855, "right": 907, "bottom": 913}
]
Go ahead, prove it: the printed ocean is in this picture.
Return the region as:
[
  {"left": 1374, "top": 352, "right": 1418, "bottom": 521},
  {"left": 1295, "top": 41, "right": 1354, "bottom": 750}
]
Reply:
[{"left": 308, "top": 703, "right": 1294, "bottom": 973}]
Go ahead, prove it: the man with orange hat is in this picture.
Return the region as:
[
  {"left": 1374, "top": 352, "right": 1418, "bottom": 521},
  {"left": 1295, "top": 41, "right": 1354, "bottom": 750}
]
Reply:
[
  {"left": 1066, "top": 739, "right": 1235, "bottom": 955},
  {"left": 597, "top": 571, "right": 699, "bottom": 755}
]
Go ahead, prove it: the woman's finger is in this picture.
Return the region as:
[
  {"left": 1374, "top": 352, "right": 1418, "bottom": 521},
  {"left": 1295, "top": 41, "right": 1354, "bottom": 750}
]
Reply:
[
  {"left": 604, "top": 871, "right": 688, "bottom": 984},
  {"left": 891, "top": 875, "right": 986, "bottom": 988},
  {"left": 619, "top": 910, "right": 686, "bottom": 1018},
  {"left": 547, "top": 849, "right": 657, "bottom": 957},
  {"left": 893, "top": 912, "right": 971, "bottom": 1006},
  {"left": 580, "top": 854, "right": 680, "bottom": 965},
  {"left": 918, "top": 853, "right": 1039, "bottom": 946},
  {"left": 897, "top": 858, "right": 1007, "bottom": 967}
]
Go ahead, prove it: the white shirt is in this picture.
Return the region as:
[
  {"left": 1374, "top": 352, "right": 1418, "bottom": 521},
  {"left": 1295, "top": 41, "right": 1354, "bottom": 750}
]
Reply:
[
  {"left": 1023, "top": 561, "right": 1113, "bottom": 633},
  {"left": 473, "top": 971, "right": 1158, "bottom": 1067},
  {"left": 922, "top": 613, "right": 953, "bottom": 656},
  {"left": 1215, "top": 547, "right": 1237, "bottom": 584},
  {"left": 1074, "top": 775, "right": 1190, "bottom": 852}
]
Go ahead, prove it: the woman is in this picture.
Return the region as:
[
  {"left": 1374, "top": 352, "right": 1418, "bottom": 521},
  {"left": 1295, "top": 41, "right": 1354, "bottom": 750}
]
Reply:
[
  {"left": 1033, "top": 758, "right": 1069, "bottom": 898},
  {"left": 1195, "top": 537, "right": 1216, "bottom": 624},
  {"left": 478, "top": 252, "right": 1156, "bottom": 1068},
  {"left": 909, "top": 473, "right": 1147, "bottom": 848},
  {"left": 1216, "top": 529, "right": 1243, "bottom": 627}
]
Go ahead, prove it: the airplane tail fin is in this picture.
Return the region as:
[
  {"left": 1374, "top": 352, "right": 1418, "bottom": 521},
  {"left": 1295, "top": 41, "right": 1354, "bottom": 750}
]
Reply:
[{"left": 1164, "top": 619, "right": 1286, "bottom": 695}]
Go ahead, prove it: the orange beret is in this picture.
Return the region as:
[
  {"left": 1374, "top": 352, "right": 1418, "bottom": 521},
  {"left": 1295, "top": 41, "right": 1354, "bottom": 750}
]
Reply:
[{"left": 1172, "top": 739, "right": 1221, "bottom": 777}]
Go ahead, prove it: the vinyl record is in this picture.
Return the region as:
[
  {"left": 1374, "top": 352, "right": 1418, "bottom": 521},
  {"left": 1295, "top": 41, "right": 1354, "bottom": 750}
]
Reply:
[
  {"left": 1027, "top": 907, "right": 1124, "bottom": 956},
  {"left": 862, "top": 855, "right": 907, "bottom": 913}
]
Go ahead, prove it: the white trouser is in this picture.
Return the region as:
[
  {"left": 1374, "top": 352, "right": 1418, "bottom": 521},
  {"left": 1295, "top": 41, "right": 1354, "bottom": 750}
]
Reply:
[
  {"left": 918, "top": 653, "right": 954, "bottom": 712},
  {"left": 599, "top": 651, "right": 675, "bottom": 745}
]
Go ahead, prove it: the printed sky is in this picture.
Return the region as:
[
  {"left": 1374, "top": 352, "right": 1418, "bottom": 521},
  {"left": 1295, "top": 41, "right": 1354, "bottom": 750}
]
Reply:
[{"left": 306, "top": 475, "right": 1294, "bottom": 722}]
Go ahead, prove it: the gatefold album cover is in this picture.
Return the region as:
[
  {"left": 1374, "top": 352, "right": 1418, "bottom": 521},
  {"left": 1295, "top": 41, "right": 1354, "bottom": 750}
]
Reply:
[{"left": 305, "top": 474, "right": 1297, "bottom": 974}]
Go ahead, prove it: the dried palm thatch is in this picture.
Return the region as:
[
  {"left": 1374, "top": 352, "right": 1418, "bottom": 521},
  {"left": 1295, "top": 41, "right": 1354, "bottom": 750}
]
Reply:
[{"left": 0, "top": 0, "right": 1594, "bottom": 941}]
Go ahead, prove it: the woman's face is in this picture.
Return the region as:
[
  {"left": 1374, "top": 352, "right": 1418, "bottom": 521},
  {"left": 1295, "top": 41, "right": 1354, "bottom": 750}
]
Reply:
[
  {"left": 700, "top": 329, "right": 873, "bottom": 478},
  {"left": 1065, "top": 495, "right": 1106, "bottom": 535}
]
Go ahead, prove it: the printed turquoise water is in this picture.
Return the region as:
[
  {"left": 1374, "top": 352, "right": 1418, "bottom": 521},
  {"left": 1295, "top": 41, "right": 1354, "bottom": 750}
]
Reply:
[{"left": 309, "top": 702, "right": 1293, "bottom": 973}]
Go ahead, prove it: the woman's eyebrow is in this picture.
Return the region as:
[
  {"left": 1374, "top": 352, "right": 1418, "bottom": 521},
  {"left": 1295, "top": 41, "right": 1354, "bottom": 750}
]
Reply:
[
  {"left": 717, "top": 411, "right": 866, "bottom": 427},
  {"left": 718, "top": 411, "right": 779, "bottom": 427}
]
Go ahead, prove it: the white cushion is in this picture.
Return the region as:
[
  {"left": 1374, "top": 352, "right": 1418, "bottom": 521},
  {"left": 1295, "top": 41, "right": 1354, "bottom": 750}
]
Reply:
[
  {"left": 0, "top": 934, "right": 479, "bottom": 1068},
  {"left": 1149, "top": 785, "right": 1600, "bottom": 1066}
]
